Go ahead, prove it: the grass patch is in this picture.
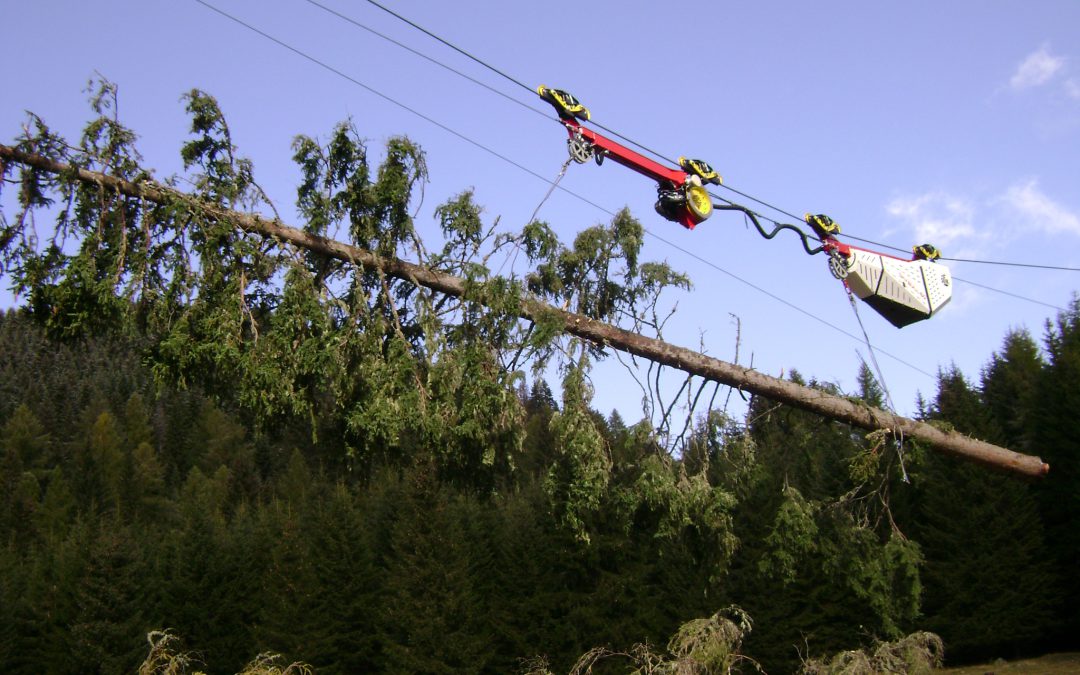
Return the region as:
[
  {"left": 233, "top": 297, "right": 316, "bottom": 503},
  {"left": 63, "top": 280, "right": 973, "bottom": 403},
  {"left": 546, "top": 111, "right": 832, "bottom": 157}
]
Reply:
[{"left": 939, "top": 652, "right": 1080, "bottom": 674}]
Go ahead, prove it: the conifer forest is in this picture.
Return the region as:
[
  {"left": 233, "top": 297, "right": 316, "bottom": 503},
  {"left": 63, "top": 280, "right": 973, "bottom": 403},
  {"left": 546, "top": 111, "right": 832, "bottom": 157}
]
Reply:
[{"left": 0, "top": 84, "right": 1077, "bottom": 673}]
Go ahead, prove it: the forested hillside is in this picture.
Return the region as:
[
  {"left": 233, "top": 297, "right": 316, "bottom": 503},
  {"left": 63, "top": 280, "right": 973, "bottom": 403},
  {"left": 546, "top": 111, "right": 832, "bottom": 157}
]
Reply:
[{"left": 1, "top": 84, "right": 1077, "bottom": 673}]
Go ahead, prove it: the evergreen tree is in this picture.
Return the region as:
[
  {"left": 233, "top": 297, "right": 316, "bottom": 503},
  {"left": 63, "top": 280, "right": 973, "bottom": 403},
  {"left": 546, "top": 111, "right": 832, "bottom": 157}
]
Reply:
[
  {"left": 34, "top": 473, "right": 76, "bottom": 545},
  {"left": 981, "top": 329, "right": 1042, "bottom": 453},
  {"left": 91, "top": 410, "right": 127, "bottom": 517},
  {"left": 0, "top": 403, "right": 50, "bottom": 478},
  {"left": 122, "top": 393, "right": 154, "bottom": 450},
  {"left": 519, "top": 378, "right": 560, "bottom": 482},
  {"left": 128, "top": 440, "right": 172, "bottom": 524},
  {"left": 69, "top": 525, "right": 149, "bottom": 673},
  {"left": 0, "top": 544, "right": 22, "bottom": 667},
  {"left": 16, "top": 521, "right": 89, "bottom": 674},
  {"left": 157, "top": 466, "right": 255, "bottom": 673},
  {"left": 856, "top": 361, "right": 886, "bottom": 409},
  {"left": 912, "top": 366, "right": 1056, "bottom": 662},
  {"left": 299, "top": 484, "right": 384, "bottom": 673},
  {"left": 192, "top": 401, "right": 255, "bottom": 479},
  {"left": 378, "top": 466, "right": 492, "bottom": 673},
  {"left": 257, "top": 452, "right": 321, "bottom": 664},
  {"left": 0, "top": 405, "right": 49, "bottom": 543},
  {"left": 1031, "top": 299, "right": 1080, "bottom": 647},
  {"left": 70, "top": 406, "right": 126, "bottom": 517},
  {"left": 728, "top": 372, "right": 921, "bottom": 672}
]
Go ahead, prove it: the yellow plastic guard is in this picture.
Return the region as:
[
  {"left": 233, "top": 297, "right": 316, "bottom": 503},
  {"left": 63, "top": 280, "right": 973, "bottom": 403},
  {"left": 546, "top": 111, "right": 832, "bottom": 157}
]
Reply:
[
  {"left": 913, "top": 243, "right": 941, "bottom": 261},
  {"left": 679, "top": 157, "right": 722, "bottom": 185},
  {"left": 805, "top": 213, "right": 841, "bottom": 237},
  {"left": 537, "top": 85, "right": 590, "bottom": 121}
]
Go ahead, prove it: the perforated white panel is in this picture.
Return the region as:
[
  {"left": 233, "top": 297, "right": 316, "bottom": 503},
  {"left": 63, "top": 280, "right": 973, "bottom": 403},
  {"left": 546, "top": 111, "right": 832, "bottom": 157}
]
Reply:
[
  {"left": 844, "top": 249, "right": 952, "bottom": 321},
  {"left": 922, "top": 263, "right": 952, "bottom": 313}
]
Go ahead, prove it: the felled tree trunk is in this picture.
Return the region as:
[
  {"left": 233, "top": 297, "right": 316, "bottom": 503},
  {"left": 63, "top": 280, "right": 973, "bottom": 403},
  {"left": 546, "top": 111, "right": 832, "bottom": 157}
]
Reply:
[{"left": 0, "top": 144, "right": 1049, "bottom": 479}]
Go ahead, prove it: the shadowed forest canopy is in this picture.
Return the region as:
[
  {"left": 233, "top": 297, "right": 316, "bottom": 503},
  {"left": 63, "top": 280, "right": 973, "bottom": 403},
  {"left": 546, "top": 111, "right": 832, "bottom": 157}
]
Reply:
[{"left": 0, "top": 83, "right": 1077, "bottom": 673}]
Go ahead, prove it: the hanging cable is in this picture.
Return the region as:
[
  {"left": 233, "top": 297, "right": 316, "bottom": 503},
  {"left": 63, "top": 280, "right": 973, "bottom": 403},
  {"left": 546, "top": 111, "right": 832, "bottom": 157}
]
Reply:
[
  {"left": 712, "top": 183, "right": 806, "bottom": 224},
  {"left": 496, "top": 157, "right": 575, "bottom": 279},
  {"left": 837, "top": 233, "right": 910, "bottom": 255},
  {"left": 353, "top": 0, "right": 885, "bottom": 262},
  {"left": 361, "top": 0, "right": 535, "bottom": 93},
  {"left": 195, "top": 0, "right": 941, "bottom": 379},
  {"left": 953, "top": 277, "right": 1065, "bottom": 312},
  {"left": 640, "top": 228, "right": 936, "bottom": 378},
  {"left": 345, "top": 0, "right": 1080, "bottom": 284},
  {"left": 845, "top": 289, "right": 911, "bottom": 482},
  {"left": 360, "top": 0, "right": 681, "bottom": 168},
  {"left": 361, "top": 0, "right": 815, "bottom": 221},
  {"left": 846, "top": 291, "right": 896, "bottom": 412},
  {"left": 942, "top": 256, "right": 1080, "bottom": 272},
  {"left": 834, "top": 231, "right": 1080, "bottom": 272},
  {"left": 193, "top": 0, "right": 612, "bottom": 213},
  {"left": 302, "top": 0, "right": 553, "bottom": 122},
  {"left": 526, "top": 158, "right": 573, "bottom": 226},
  {"left": 201, "top": 0, "right": 1075, "bottom": 330}
]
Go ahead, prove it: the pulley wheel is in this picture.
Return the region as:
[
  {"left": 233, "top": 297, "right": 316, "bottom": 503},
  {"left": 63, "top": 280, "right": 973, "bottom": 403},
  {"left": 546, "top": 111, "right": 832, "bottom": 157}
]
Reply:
[
  {"left": 828, "top": 249, "right": 851, "bottom": 280},
  {"left": 567, "top": 136, "right": 593, "bottom": 164}
]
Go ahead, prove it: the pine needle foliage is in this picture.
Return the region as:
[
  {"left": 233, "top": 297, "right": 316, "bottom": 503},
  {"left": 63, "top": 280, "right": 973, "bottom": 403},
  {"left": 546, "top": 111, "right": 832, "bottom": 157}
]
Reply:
[{"left": 3, "top": 80, "right": 1076, "bottom": 672}]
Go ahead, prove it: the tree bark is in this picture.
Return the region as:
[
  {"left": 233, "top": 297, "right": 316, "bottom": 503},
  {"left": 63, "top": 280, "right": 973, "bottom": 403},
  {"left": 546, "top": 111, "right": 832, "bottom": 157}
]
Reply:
[{"left": 0, "top": 144, "right": 1050, "bottom": 479}]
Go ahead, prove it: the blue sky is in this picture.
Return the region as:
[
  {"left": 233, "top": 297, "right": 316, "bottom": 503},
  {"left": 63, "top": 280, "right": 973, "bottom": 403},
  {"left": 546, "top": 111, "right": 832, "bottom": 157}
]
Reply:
[{"left": 3, "top": 1, "right": 1079, "bottom": 425}]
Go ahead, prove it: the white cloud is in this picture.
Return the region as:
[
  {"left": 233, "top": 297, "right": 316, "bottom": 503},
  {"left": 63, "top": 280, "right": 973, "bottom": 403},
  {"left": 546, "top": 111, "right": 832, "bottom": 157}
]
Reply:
[
  {"left": 1009, "top": 46, "right": 1065, "bottom": 90},
  {"left": 1066, "top": 79, "right": 1080, "bottom": 100},
  {"left": 886, "top": 182, "right": 1080, "bottom": 258},
  {"left": 885, "top": 192, "right": 979, "bottom": 249},
  {"left": 1000, "top": 178, "right": 1080, "bottom": 235}
]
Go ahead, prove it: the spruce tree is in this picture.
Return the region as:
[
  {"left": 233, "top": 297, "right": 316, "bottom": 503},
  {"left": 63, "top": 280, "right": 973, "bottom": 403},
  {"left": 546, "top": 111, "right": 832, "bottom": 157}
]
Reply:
[
  {"left": 0, "top": 405, "right": 49, "bottom": 543},
  {"left": 378, "top": 466, "right": 492, "bottom": 673},
  {"left": 33, "top": 473, "right": 76, "bottom": 546},
  {"left": 981, "top": 329, "right": 1042, "bottom": 453},
  {"left": 128, "top": 441, "right": 172, "bottom": 524},
  {"left": 156, "top": 466, "right": 253, "bottom": 672},
  {"left": 0, "top": 544, "right": 22, "bottom": 667},
  {"left": 1031, "top": 299, "right": 1080, "bottom": 648},
  {"left": 17, "top": 520, "right": 89, "bottom": 673},
  {"left": 257, "top": 451, "right": 321, "bottom": 664},
  {"left": 913, "top": 366, "right": 1055, "bottom": 662},
  {"left": 69, "top": 525, "right": 150, "bottom": 673},
  {"left": 300, "top": 484, "right": 384, "bottom": 673},
  {"left": 730, "top": 372, "right": 921, "bottom": 672}
]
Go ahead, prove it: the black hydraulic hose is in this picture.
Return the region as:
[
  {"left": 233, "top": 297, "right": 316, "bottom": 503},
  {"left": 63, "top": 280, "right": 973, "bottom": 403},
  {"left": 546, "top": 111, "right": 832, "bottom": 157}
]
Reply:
[{"left": 713, "top": 204, "right": 825, "bottom": 256}]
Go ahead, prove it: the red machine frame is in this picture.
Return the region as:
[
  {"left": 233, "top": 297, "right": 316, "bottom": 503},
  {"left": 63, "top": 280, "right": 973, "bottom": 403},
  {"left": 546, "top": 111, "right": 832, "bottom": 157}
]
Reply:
[
  {"left": 557, "top": 117, "right": 711, "bottom": 230},
  {"left": 537, "top": 85, "right": 952, "bottom": 327}
]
